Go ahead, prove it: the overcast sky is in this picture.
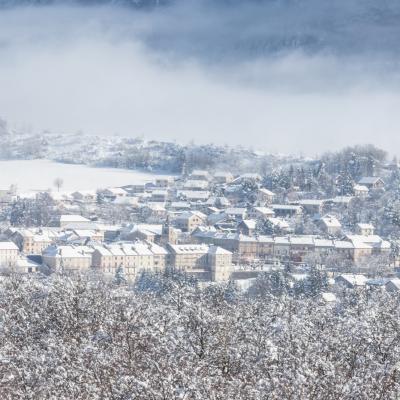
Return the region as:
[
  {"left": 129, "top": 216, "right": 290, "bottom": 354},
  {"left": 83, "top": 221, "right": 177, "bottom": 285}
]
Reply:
[{"left": 1, "top": 1, "right": 400, "bottom": 155}]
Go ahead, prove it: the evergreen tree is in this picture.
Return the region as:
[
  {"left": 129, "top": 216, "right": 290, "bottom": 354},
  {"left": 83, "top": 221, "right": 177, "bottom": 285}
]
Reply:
[
  {"left": 113, "top": 265, "right": 127, "bottom": 286},
  {"left": 294, "top": 266, "right": 328, "bottom": 297},
  {"left": 336, "top": 171, "right": 354, "bottom": 196},
  {"left": 96, "top": 190, "right": 105, "bottom": 205}
]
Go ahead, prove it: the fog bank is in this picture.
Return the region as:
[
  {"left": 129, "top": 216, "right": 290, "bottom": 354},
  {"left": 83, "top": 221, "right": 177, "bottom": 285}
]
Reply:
[{"left": 0, "top": 2, "right": 400, "bottom": 154}]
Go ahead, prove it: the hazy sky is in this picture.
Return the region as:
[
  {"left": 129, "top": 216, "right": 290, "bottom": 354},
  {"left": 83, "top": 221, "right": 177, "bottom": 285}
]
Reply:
[{"left": 1, "top": 1, "right": 400, "bottom": 155}]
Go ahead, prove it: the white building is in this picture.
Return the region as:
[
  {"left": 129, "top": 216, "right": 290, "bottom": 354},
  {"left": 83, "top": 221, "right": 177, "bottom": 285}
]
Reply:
[
  {"left": 356, "top": 223, "right": 374, "bottom": 236},
  {"left": 320, "top": 215, "right": 342, "bottom": 236},
  {"left": 335, "top": 274, "right": 368, "bottom": 288},
  {"left": 167, "top": 243, "right": 232, "bottom": 282},
  {"left": 257, "top": 188, "right": 275, "bottom": 204},
  {"left": 59, "top": 215, "right": 92, "bottom": 229},
  {"left": 102, "top": 187, "right": 128, "bottom": 200},
  {"left": 14, "top": 257, "right": 41, "bottom": 274},
  {"left": 213, "top": 172, "right": 234, "bottom": 184},
  {"left": 354, "top": 184, "right": 369, "bottom": 198},
  {"left": 42, "top": 245, "right": 92, "bottom": 273},
  {"left": 208, "top": 246, "right": 232, "bottom": 282},
  {"left": 0, "top": 241, "right": 19, "bottom": 268},
  {"left": 190, "top": 170, "right": 211, "bottom": 181}
]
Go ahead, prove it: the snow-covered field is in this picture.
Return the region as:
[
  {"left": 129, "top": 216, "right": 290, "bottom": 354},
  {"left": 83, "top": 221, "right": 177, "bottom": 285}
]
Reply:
[{"left": 0, "top": 159, "right": 168, "bottom": 194}]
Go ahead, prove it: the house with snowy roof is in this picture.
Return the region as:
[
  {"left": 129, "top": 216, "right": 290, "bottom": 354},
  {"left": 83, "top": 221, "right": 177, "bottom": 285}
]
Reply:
[
  {"left": 92, "top": 241, "right": 168, "bottom": 280},
  {"left": 176, "top": 190, "right": 210, "bottom": 202},
  {"left": 0, "top": 188, "right": 16, "bottom": 204},
  {"left": 183, "top": 180, "right": 209, "bottom": 191},
  {"left": 249, "top": 206, "right": 275, "bottom": 220},
  {"left": 155, "top": 176, "right": 174, "bottom": 188},
  {"left": 169, "top": 201, "right": 191, "bottom": 211},
  {"left": 320, "top": 215, "right": 342, "bottom": 236},
  {"left": 297, "top": 199, "right": 327, "bottom": 216},
  {"left": 231, "top": 173, "right": 262, "bottom": 185},
  {"left": 14, "top": 256, "right": 41, "bottom": 274},
  {"left": 353, "top": 184, "right": 369, "bottom": 198},
  {"left": 102, "top": 187, "right": 128, "bottom": 201},
  {"left": 358, "top": 177, "right": 384, "bottom": 190},
  {"left": 238, "top": 219, "right": 257, "bottom": 236},
  {"left": 213, "top": 172, "right": 234, "bottom": 184},
  {"left": 346, "top": 234, "right": 390, "bottom": 255},
  {"left": 59, "top": 214, "right": 92, "bottom": 229},
  {"left": 257, "top": 188, "right": 275, "bottom": 204},
  {"left": 317, "top": 292, "right": 337, "bottom": 304},
  {"left": 42, "top": 245, "right": 92, "bottom": 273},
  {"left": 148, "top": 189, "right": 168, "bottom": 203},
  {"left": 335, "top": 274, "right": 368, "bottom": 288},
  {"left": 208, "top": 245, "right": 232, "bottom": 282},
  {"left": 190, "top": 170, "right": 211, "bottom": 181},
  {"left": 167, "top": 243, "right": 232, "bottom": 282},
  {"left": 356, "top": 223, "right": 374, "bottom": 236},
  {"left": 174, "top": 211, "right": 207, "bottom": 232},
  {"left": 120, "top": 224, "right": 163, "bottom": 243},
  {"left": 271, "top": 204, "right": 302, "bottom": 217},
  {"left": 267, "top": 217, "right": 291, "bottom": 233},
  {"left": 71, "top": 190, "right": 97, "bottom": 204},
  {"left": 205, "top": 196, "right": 231, "bottom": 209},
  {"left": 224, "top": 207, "right": 248, "bottom": 221}
]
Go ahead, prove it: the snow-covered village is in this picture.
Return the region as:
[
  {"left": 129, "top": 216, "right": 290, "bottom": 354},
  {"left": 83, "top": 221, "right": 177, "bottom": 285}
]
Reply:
[
  {"left": 3, "top": 0, "right": 400, "bottom": 399},
  {"left": 2, "top": 125, "right": 400, "bottom": 287},
  {"left": 2, "top": 123, "right": 400, "bottom": 397}
]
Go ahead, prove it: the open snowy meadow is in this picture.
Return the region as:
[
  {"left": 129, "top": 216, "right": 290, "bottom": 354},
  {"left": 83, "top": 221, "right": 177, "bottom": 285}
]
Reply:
[{"left": 0, "top": 159, "right": 167, "bottom": 194}]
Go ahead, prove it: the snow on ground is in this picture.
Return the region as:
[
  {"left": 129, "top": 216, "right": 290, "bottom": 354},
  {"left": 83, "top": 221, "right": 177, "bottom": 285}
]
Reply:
[{"left": 0, "top": 159, "right": 170, "bottom": 194}]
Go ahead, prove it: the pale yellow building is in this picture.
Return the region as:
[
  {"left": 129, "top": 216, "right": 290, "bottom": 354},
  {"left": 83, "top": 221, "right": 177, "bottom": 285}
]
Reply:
[
  {"left": 174, "top": 211, "right": 207, "bottom": 232},
  {"left": 167, "top": 243, "right": 233, "bottom": 282},
  {"left": 167, "top": 244, "right": 209, "bottom": 270},
  {"left": 11, "top": 228, "right": 58, "bottom": 255},
  {"left": 92, "top": 241, "right": 168, "bottom": 281}
]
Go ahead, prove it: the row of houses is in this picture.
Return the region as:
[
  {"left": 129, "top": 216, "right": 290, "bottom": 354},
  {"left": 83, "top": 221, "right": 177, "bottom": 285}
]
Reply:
[
  {"left": 23, "top": 175, "right": 382, "bottom": 212},
  {"left": 0, "top": 237, "right": 233, "bottom": 282},
  {"left": 192, "top": 228, "right": 391, "bottom": 266}
]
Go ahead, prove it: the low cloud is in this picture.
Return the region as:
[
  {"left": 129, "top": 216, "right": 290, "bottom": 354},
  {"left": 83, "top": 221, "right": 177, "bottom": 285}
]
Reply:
[{"left": 0, "top": 2, "right": 400, "bottom": 155}]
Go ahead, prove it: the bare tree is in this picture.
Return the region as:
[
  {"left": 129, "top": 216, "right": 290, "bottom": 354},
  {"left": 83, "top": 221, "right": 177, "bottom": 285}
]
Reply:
[{"left": 53, "top": 177, "right": 64, "bottom": 192}]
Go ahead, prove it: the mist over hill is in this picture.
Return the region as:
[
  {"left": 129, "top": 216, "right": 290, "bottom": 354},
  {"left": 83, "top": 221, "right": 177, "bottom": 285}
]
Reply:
[
  {"left": 2, "top": 0, "right": 400, "bottom": 60},
  {"left": 0, "top": 0, "right": 400, "bottom": 154}
]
